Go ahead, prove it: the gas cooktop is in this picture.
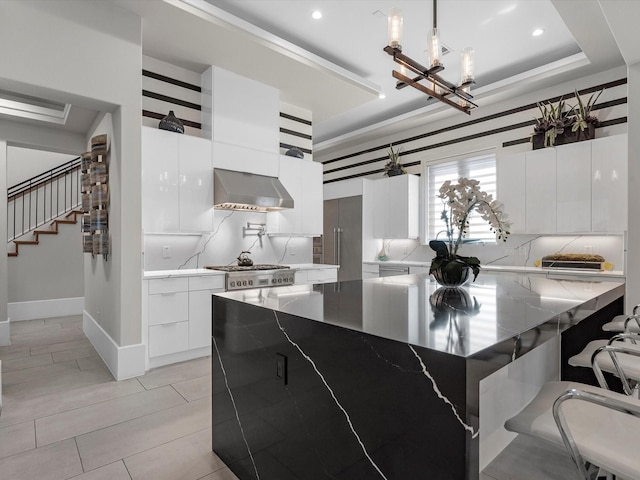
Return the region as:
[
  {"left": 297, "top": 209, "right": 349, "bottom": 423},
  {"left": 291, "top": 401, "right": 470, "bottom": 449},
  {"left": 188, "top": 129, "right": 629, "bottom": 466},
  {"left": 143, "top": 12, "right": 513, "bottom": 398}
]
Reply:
[{"left": 204, "top": 264, "right": 290, "bottom": 272}]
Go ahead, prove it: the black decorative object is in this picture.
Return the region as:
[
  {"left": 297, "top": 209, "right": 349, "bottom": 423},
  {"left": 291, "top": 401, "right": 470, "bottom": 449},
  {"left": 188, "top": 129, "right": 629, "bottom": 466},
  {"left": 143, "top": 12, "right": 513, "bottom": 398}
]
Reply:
[
  {"left": 158, "top": 110, "right": 184, "bottom": 134},
  {"left": 285, "top": 146, "right": 304, "bottom": 159}
]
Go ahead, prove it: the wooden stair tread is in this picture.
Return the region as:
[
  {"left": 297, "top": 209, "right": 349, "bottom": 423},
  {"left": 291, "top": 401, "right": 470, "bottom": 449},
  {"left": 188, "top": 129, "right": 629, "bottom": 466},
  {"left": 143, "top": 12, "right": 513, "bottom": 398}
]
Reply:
[
  {"left": 34, "top": 230, "right": 58, "bottom": 235},
  {"left": 14, "top": 240, "right": 39, "bottom": 245},
  {"left": 8, "top": 252, "right": 18, "bottom": 257},
  {"left": 55, "top": 219, "right": 76, "bottom": 224}
]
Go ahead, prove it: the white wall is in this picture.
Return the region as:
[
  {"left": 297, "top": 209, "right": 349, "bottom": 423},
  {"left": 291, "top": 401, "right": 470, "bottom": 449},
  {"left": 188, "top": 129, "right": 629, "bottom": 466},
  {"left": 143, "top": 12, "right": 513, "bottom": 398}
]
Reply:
[
  {"left": 0, "top": 2, "right": 143, "bottom": 363},
  {"left": 627, "top": 63, "right": 640, "bottom": 311},
  {"left": 7, "top": 147, "right": 76, "bottom": 186},
  {"left": 8, "top": 218, "right": 83, "bottom": 303},
  {"left": 0, "top": 141, "right": 8, "bottom": 345}
]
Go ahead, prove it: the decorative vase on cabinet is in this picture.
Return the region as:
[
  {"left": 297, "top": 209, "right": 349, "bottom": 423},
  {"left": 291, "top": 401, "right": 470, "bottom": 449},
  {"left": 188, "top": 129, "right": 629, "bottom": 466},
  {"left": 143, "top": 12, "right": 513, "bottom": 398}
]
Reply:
[{"left": 158, "top": 110, "right": 185, "bottom": 134}]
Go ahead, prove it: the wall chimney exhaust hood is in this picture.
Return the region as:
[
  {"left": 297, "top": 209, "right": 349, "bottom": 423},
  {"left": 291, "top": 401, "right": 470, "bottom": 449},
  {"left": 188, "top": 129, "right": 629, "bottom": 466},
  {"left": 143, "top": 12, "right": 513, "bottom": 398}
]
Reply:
[{"left": 213, "top": 168, "right": 294, "bottom": 212}]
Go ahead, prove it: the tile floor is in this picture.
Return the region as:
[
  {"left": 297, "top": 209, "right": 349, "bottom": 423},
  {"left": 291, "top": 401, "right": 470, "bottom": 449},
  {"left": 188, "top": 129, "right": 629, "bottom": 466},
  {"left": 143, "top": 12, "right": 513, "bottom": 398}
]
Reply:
[
  {"left": 0, "top": 315, "right": 238, "bottom": 480},
  {"left": 0, "top": 315, "right": 577, "bottom": 480}
]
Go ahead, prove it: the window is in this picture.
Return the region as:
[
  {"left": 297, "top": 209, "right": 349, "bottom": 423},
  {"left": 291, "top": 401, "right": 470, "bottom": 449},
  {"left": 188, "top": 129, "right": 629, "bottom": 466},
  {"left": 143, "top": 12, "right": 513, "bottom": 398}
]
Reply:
[{"left": 427, "top": 152, "right": 497, "bottom": 243}]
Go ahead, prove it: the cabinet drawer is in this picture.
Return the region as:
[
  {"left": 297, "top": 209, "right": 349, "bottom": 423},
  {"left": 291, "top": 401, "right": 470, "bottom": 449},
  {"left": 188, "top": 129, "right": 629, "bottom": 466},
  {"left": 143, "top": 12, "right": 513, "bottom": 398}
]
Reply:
[
  {"left": 307, "top": 269, "right": 337, "bottom": 283},
  {"left": 148, "top": 277, "right": 188, "bottom": 294},
  {"left": 189, "top": 275, "right": 225, "bottom": 291},
  {"left": 148, "top": 291, "right": 188, "bottom": 325},
  {"left": 149, "top": 321, "right": 189, "bottom": 357}
]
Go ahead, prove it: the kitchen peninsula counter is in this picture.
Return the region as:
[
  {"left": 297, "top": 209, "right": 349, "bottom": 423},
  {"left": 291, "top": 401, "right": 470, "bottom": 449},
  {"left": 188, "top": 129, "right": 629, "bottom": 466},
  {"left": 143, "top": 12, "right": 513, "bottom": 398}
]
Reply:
[{"left": 211, "top": 273, "right": 624, "bottom": 479}]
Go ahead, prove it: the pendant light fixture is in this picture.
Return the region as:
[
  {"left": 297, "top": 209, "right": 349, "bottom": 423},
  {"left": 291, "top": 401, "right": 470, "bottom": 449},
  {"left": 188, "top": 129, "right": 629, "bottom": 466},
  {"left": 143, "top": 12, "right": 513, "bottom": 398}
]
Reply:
[{"left": 384, "top": 0, "right": 477, "bottom": 114}]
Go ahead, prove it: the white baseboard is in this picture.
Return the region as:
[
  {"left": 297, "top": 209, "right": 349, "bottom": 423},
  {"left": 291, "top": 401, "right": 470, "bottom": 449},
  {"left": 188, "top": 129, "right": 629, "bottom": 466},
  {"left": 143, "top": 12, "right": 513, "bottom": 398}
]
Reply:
[
  {"left": 83, "top": 311, "right": 145, "bottom": 381},
  {"left": 8, "top": 297, "right": 84, "bottom": 321}
]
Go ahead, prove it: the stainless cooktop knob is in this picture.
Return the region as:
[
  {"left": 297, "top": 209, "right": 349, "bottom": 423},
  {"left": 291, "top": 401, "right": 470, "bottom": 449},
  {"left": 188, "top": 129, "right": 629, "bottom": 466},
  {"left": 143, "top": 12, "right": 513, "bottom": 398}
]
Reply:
[
  {"left": 248, "top": 280, "right": 253, "bottom": 286},
  {"left": 230, "top": 281, "right": 235, "bottom": 287}
]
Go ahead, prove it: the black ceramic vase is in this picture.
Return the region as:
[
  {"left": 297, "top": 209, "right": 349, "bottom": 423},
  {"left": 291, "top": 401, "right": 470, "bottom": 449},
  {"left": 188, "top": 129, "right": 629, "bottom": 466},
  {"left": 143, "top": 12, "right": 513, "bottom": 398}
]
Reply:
[{"left": 158, "top": 110, "right": 185, "bottom": 134}]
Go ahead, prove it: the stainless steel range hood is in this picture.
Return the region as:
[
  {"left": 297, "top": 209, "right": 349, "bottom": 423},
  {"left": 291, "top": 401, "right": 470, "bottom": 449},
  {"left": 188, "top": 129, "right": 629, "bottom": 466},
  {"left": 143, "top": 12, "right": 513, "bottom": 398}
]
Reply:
[{"left": 213, "top": 168, "right": 294, "bottom": 212}]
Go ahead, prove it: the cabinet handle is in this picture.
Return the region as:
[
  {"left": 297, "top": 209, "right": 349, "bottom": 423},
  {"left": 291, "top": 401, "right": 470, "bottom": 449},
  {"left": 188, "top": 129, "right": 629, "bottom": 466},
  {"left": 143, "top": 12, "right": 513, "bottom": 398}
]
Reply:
[{"left": 160, "top": 292, "right": 178, "bottom": 296}]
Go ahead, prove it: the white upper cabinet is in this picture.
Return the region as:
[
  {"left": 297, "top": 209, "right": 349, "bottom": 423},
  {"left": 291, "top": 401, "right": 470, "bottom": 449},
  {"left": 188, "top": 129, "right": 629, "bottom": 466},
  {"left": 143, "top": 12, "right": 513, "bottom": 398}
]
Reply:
[
  {"left": 202, "top": 66, "right": 280, "bottom": 177},
  {"left": 142, "top": 127, "right": 213, "bottom": 233},
  {"left": 497, "top": 152, "right": 526, "bottom": 234},
  {"left": 591, "top": 134, "right": 627, "bottom": 233},
  {"left": 267, "top": 156, "right": 323, "bottom": 236},
  {"left": 525, "top": 148, "right": 556, "bottom": 234},
  {"left": 369, "top": 174, "right": 419, "bottom": 239},
  {"left": 556, "top": 141, "right": 592, "bottom": 233},
  {"left": 497, "top": 134, "right": 628, "bottom": 235}
]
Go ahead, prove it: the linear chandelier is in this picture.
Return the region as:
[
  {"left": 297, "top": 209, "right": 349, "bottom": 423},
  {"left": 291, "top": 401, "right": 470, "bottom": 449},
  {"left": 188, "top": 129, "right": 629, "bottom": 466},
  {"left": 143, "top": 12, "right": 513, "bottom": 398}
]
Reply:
[{"left": 384, "top": 0, "right": 477, "bottom": 114}]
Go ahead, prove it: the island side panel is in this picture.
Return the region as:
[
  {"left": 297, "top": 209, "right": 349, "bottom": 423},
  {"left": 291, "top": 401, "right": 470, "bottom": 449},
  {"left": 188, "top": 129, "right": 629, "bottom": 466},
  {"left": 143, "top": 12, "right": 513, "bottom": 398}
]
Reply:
[{"left": 212, "top": 296, "right": 471, "bottom": 480}]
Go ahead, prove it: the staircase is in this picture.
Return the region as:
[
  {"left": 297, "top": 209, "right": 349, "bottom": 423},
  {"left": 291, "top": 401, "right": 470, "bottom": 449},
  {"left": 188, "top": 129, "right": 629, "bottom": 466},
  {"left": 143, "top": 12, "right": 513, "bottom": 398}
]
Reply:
[
  {"left": 8, "top": 209, "right": 83, "bottom": 257},
  {"left": 7, "top": 157, "right": 82, "bottom": 258}
]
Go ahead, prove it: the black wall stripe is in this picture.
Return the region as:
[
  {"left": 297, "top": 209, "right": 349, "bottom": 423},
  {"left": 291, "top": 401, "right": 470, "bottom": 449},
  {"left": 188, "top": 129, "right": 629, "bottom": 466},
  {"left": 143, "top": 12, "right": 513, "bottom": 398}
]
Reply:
[
  {"left": 143, "top": 110, "right": 202, "bottom": 130},
  {"left": 142, "top": 70, "right": 201, "bottom": 92},
  {"left": 280, "top": 112, "right": 312, "bottom": 126},
  {"left": 280, "top": 127, "right": 312, "bottom": 140},
  {"left": 324, "top": 165, "right": 422, "bottom": 184},
  {"left": 323, "top": 114, "right": 629, "bottom": 183},
  {"left": 142, "top": 90, "right": 201, "bottom": 111},
  {"left": 321, "top": 78, "right": 628, "bottom": 166},
  {"left": 280, "top": 142, "right": 312, "bottom": 155},
  {"left": 501, "top": 117, "right": 628, "bottom": 148}
]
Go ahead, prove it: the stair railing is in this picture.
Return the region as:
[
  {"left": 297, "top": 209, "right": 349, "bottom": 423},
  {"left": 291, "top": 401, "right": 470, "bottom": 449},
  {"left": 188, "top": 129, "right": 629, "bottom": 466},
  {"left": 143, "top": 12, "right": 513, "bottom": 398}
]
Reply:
[{"left": 7, "top": 157, "right": 82, "bottom": 242}]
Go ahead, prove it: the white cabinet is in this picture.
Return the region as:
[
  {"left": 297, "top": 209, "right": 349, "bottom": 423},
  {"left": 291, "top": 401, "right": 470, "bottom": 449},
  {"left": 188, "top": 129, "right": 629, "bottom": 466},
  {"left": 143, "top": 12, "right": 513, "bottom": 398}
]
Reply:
[
  {"left": 267, "top": 156, "right": 323, "bottom": 236},
  {"left": 556, "top": 142, "right": 592, "bottom": 232},
  {"left": 591, "top": 135, "right": 627, "bottom": 232},
  {"left": 188, "top": 275, "right": 225, "bottom": 350},
  {"left": 497, "top": 152, "right": 526, "bottom": 234},
  {"left": 294, "top": 267, "right": 338, "bottom": 285},
  {"left": 210, "top": 67, "right": 279, "bottom": 154},
  {"left": 142, "top": 127, "right": 213, "bottom": 233},
  {"left": 409, "top": 266, "right": 430, "bottom": 275},
  {"left": 142, "top": 128, "right": 179, "bottom": 232},
  {"left": 144, "top": 273, "right": 225, "bottom": 366},
  {"left": 362, "top": 263, "right": 379, "bottom": 279},
  {"left": 497, "top": 134, "right": 627, "bottom": 235},
  {"left": 525, "top": 148, "right": 556, "bottom": 233},
  {"left": 203, "top": 66, "right": 280, "bottom": 176},
  {"left": 370, "top": 175, "right": 419, "bottom": 239}
]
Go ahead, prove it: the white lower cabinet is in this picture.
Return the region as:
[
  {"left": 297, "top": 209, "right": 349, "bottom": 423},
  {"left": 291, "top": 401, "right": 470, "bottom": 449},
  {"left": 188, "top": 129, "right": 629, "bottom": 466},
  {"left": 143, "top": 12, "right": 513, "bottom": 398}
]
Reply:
[
  {"left": 362, "top": 263, "right": 379, "bottom": 279},
  {"left": 145, "top": 274, "right": 225, "bottom": 365},
  {"left": 149, "top": 322, "right": 189, "bottom": 358},
  {"left": 294, "top": 267, "right": 338, "bottom": 285}
]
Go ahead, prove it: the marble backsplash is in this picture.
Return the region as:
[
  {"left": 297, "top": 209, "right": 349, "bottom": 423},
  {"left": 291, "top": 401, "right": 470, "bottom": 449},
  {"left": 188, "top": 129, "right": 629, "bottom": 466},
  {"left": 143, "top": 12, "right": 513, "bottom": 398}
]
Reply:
[
  {"left": 374, "top": 234, "right": 625, "bottom": 271},
  {"left": 144, "top": 210, "right": 312, "bottom": 271}
]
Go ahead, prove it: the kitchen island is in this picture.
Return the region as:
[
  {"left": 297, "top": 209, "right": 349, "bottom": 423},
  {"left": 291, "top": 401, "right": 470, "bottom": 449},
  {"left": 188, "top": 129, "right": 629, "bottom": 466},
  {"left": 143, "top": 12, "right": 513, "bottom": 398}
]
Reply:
[{"left": 211, "top": 273, "right": 624, "bottom": 479}]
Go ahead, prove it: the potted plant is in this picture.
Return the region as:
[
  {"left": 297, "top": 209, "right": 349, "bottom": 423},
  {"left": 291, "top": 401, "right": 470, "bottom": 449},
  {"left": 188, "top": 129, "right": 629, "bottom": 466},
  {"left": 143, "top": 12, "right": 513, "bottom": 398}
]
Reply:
[
  {"left": 571, "top": 89, "right": 602, "bottom": 141},
  {"left": 429, "top": 178, "right": 510, "bottom": 287},
  {"left": 531, "top": 98, "right": 576, "bottom": 149},
  {"left": 384, "top": 144, "right": 406, "bottom": 176}
]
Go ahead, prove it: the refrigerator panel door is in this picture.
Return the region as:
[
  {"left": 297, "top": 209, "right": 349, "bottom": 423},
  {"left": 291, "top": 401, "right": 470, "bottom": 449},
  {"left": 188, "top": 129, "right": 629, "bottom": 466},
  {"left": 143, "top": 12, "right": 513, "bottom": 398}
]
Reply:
[
  {"left": 337, "top": 196, "right": 362, "bottom": 282},
  {"left": 323, "top": 199, "right": 339, "bottom": 267}
]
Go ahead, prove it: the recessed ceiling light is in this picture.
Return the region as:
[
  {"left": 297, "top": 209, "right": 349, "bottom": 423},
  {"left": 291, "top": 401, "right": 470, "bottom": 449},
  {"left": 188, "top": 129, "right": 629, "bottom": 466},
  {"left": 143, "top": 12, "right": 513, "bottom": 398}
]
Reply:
[
  {"left": 378, "top": 93, "right": 386, "bottom": 99},
  {"left": 532, "top": 28, "right": 544, "bottom": 37},
  {"left": 312, "top": 10, "right": 322, "bottom": 20}
]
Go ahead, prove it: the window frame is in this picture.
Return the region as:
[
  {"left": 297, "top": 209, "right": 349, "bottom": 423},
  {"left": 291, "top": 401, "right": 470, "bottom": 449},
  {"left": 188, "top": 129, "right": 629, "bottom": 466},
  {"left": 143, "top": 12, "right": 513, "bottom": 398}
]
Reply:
[{"left": 424, "top": 149, "right": 498, "bottom": 245}]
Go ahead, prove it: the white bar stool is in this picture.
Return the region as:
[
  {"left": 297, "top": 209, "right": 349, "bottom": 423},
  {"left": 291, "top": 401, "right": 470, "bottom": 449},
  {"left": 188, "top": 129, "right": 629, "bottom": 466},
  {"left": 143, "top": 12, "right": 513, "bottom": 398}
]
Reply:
[
  {"left": 601, "top": 304, "right": 640, "bottom": 333},
  {"left": 505, "top": 381, "right": 640, "bottom": 480},
  {"left": 568, "top": 334, "right": 640, "bottom": 396}
]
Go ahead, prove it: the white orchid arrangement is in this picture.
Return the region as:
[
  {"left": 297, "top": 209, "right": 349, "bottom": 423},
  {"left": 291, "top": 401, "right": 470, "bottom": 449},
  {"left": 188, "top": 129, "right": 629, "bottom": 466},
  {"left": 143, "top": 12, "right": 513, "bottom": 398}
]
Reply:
[{"left": 429, "top": 177, "right": 510, "bottom": 281}]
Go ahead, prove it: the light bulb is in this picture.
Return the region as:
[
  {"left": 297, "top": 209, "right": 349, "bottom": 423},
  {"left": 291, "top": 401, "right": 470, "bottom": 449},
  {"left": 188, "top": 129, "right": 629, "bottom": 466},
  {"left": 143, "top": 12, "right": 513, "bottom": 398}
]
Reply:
[
  {"left": 388, "top": 7, "right": 403, "bottom": 48},
  {"left": 428, "top": 28, "right": 441, "bottom": 68},
  {"left": 461, "top": 47, "right": 475, "bottom": 84}
]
